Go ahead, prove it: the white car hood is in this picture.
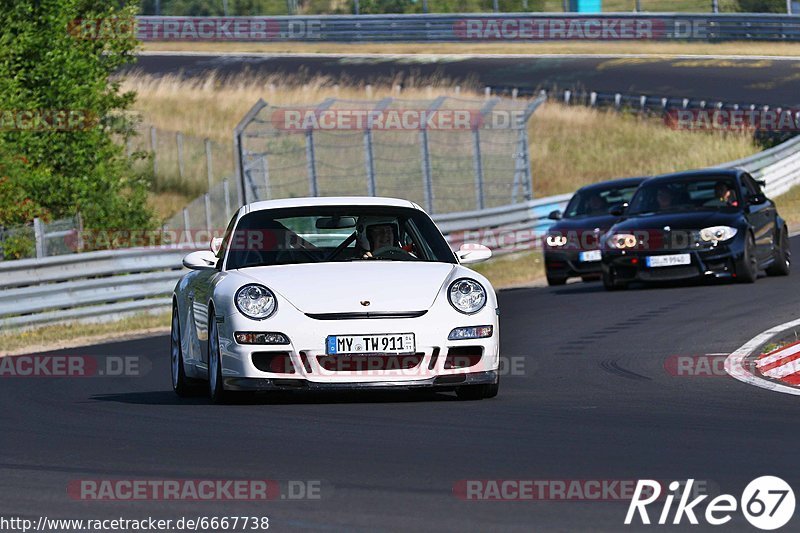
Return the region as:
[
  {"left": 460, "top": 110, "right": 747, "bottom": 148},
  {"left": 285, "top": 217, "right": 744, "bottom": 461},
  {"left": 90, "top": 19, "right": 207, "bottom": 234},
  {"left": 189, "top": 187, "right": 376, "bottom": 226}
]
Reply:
[{"left": 230, "top": 262, "right": 457, "bottom": 314}]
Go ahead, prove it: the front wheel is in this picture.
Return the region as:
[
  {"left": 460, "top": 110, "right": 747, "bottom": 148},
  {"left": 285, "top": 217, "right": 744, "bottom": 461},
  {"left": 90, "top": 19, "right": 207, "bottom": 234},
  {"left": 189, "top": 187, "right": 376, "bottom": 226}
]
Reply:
[
  {"left": 766, "top": 226, "right": 791, "bottom": 276},
  {"left": 208, "top": 315, "right": 228, "bottom": 404},
  {"left": 737, "top": 234, "right": 758, "bottom": 283},
  {"left": 171, "top": 305, "right": 190, "bottom": 397}
]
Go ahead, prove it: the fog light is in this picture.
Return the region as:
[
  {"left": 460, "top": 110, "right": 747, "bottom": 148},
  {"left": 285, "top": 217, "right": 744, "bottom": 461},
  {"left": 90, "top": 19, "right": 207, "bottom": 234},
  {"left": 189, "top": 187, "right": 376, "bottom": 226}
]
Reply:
[
  {"left": 448, "top": 325, "right": 493, "bottom": 341},
  {"left": 235, "top": 332, "right": 290, "bottom": 345}
]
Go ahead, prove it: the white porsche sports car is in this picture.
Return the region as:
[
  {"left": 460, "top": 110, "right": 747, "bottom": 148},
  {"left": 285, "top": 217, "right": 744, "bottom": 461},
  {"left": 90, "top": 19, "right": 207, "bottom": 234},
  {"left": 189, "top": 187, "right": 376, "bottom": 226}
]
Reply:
[{"left": 171, "top": 197, "right": 499, "bottom": 403}]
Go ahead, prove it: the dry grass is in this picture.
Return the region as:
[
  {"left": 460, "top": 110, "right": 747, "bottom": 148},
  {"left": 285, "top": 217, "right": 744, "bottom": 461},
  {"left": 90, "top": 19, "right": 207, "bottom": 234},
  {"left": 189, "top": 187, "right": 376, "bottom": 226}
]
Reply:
[
  {"left": 0, "top": 312, "right": 171, "bottom": 356},
  {"left": 774, "top": 184, "right": 800, "bottom": 231},
  {"left": 141, "top": 40, "right": 800, "bottom": 57},
  {"left": 125, "top": 73, "right": 759, "bottom": 201},
  {"left": 471, "top": 250, "right": 546, "bottom": 288}
]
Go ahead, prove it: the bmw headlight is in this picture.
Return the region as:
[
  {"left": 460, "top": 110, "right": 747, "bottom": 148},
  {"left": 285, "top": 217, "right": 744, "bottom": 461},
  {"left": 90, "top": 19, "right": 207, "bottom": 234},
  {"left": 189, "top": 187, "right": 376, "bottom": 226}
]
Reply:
[
  {"left": 605, "top": 233, "right": 638, "bottom": 249},
  {"left": 546, "top": 234, "right": 568, "bottom": 247},
  {"left": 700, "top": 226, "right": 738, "bottom": 242},
  {"left": 235, "top": 284, "right": 277, "bottom": 320},
  {"left": 448, "top": 279, "right": 487, "bottom": 315}
]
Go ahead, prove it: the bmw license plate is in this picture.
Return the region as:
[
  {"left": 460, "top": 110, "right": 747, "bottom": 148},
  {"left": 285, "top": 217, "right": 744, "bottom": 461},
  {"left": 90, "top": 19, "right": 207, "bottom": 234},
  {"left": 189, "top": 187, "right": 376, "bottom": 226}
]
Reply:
[
  {"left": 646, "top": 254, "right": 691, "bottom": 268},
  {"left": 326, "top": 333, "right": 416, "bottom": 355},
  {"left": 578, "top": 250, "right": 602, "bottom": 262}
]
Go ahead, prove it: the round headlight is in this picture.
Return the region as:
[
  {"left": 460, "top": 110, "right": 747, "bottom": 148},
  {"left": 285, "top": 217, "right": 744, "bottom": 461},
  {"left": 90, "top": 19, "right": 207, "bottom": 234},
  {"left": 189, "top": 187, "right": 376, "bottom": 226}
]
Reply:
[
  {"left": 448, "top": 278, "right": 487, "bottom": 315},
  {"left": 700, "top": 226, "right": 737, "bottom": 242},
  {"left": 235, "top": 284, "right": 277, "bottom": 320},
  {"left": 606, "top": 233, "right": 638, "bottom": 249}
]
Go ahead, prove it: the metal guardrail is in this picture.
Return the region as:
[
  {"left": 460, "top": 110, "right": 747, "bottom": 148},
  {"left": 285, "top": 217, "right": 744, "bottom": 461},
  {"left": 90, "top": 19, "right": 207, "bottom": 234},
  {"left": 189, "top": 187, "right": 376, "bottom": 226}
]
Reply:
[
  {"left": 135, "top": 14, "right": 800, "bottom": 43},
  {"left": 0, "top": 248, "right": 194, "bottom": 329}
]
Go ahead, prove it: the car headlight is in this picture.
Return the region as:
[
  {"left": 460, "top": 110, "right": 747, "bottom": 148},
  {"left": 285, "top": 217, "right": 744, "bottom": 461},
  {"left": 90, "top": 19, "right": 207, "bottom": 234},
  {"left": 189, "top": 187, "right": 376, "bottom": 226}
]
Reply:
[
  {"left": 699, "top": 226, "right": 738, "bottom": 242},
  {"left": 235, "top": 284, "right": 277, "bottom": 320},
  {"left": 448, "top": 278, "right": 487, "bottom": 315},
  {"left": 605, "top": 233, "right": 638, "bottom": 249},
  {"left": 546, "top": 234, "right": 568, "bottom": 247}
]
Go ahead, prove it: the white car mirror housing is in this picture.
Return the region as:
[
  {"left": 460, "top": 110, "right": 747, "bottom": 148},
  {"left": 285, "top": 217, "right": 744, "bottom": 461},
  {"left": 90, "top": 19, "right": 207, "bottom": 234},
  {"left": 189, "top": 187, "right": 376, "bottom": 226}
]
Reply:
[
  {"left": 210, "top": 237, "right": 223, "bottom": 255},
  {"left": 456, "top": 243, "right": 492, "bottom": 265},
  {"left": 183, "top": 250, "right": 218, "bottom": 271}
]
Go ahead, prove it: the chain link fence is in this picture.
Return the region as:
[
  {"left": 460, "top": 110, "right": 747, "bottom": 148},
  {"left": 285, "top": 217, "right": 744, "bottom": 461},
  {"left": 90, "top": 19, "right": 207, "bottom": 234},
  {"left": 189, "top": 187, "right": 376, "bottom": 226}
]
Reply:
[
  {"left": 0, "top": 216, "right": 82, "bottom": 261},
  {"left": 234, "top": 95, "right": 544, "bottom": 216}
]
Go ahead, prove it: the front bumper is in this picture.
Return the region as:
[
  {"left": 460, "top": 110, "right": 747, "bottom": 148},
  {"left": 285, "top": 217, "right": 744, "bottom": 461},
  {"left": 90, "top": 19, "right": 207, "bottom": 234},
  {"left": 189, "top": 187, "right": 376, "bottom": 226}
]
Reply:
[
  {"left": 224, "top": 370, "right": 498, "bottom": 391},
  {"left": 601, "top": 240, "right": 744, "bottom": 282},
  {"left": 544, "top": 250, "right": 603, "bottom": 278},
  {"left": 213, "top": 301, "right": 500, "bottom": 386}
]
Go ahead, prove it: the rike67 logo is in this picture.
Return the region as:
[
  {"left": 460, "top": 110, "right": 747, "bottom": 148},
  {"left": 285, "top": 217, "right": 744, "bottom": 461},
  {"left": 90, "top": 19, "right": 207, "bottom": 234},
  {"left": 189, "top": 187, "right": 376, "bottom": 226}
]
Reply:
[{"left": 626, "top": 477, "right": 795, "bottom": 530}]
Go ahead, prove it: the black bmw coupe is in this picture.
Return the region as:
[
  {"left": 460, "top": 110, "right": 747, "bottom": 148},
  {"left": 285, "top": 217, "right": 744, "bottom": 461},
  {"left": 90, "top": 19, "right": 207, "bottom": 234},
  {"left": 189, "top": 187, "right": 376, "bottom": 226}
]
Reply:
[{"left": 601, "top": 169, "right": 790, "bottom": 290}]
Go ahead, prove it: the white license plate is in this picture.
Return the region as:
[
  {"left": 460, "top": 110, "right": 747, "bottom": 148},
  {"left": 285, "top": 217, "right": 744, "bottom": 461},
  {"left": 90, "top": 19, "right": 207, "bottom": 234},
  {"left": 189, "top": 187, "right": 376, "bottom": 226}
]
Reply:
[
  {"left": 579, "top": 250, "right": 602, "bottom": 262},
  {"left": 326, "top": 333, "right": 416, "bottom": 355},
  {"left": 646, "top": 254, "right": 691, "bottom": 267}
]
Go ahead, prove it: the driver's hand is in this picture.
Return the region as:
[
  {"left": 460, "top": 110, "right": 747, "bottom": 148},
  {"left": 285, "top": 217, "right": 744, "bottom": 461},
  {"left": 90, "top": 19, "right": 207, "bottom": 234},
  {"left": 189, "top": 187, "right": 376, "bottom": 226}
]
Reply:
[{"left": 362, "top": 251, "right": 374, "bottom": 259}]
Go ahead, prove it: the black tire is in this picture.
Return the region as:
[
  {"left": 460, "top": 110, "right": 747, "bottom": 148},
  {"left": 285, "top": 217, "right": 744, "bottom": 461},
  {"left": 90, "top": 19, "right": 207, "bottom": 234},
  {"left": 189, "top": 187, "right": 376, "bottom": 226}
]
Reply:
[
  {"left": 208, "top": 311, "right": 228, "bottom": 404},
  {"left": 766, "top": 226, "right": 791, "bottom": 276},
  {"left": 546, "top": 275, "right": 567, "bottom": 286},
  {"left": 602, "top": 269, "right": 626, "bottom": 291},
  {"left": 737, "top": 233, "right": 758, "bottom": 283},
  {"left": 170, "top": 304, "right": 191, "bottom": 397}
]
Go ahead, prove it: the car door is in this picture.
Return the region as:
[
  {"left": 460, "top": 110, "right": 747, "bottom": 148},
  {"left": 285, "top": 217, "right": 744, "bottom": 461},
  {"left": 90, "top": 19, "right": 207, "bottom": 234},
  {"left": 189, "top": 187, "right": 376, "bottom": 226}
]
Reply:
[{"left": 741, "top": 174, "right": 775, "bottom": 261}]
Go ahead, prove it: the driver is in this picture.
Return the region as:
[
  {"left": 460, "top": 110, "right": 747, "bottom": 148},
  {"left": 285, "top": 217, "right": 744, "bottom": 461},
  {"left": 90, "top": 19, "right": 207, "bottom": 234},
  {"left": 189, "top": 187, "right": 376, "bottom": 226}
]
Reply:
[{"left": 356, "top": 216, "right": 408, "bottom": 259}]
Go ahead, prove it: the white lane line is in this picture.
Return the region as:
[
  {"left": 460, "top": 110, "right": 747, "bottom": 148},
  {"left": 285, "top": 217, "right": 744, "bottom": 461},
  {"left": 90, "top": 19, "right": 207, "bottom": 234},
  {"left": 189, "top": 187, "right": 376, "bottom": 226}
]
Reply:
[
  {"left": 136, "top": 51, "right": 800, "bottom": 61},
  {"left": 725, "top": 317, "right": 800, "bottom": 396},
  {"left": 756, "top": 342, "right": 800, "bottom": 368},
  {"left": 763, "top": 359, "right": 800, "bottom": 379}
]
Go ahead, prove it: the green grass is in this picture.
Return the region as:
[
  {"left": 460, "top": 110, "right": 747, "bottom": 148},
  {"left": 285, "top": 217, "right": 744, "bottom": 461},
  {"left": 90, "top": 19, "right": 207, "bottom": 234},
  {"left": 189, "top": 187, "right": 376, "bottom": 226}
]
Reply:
[{"left": 774, "top": 184, "right": 800, "bottom": 230}]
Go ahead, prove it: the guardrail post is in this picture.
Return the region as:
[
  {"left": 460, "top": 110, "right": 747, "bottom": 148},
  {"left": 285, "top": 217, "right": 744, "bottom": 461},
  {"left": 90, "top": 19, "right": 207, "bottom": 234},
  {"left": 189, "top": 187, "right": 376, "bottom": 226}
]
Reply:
[
  {"left": 150, "top": 126, "right": 158, "bottom": 176},
  {"left": 223, "top": 178, "right": 232, "bottom": 221},
  {"left": 183, "top": 208, "right": 190, "bottom": 233},
  {"left": 354, "top": 0, "right": 360, "bottom": 15},
  {"left": 176, "top": 132, "right": 185, "bottom": 182},
  {"left": 305, "top": 128, "right": 319, "bottom": 197},
  {"left": 33, "top": 217, "right": 45, "bottom": 258},
  {"left": 205, "top": 138, "right": 214, "bottom": 192},
  {"left": 712, "top": 0, "right": 719, "bottom": 13},
  {"left": 492, "top": 0, "right": 499, "bottom": 12}
]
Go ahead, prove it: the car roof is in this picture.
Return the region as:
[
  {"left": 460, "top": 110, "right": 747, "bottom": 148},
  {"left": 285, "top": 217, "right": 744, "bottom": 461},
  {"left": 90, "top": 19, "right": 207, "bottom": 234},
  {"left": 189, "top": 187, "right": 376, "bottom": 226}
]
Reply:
[
  {"left": 640, "top": 168, "right": 742, "bottom": 186},
  {"left": 577, "top": 177, "right": 648, "bottom": 193},
  {"left": 244, "top": 196, "right": 420, "bottom": 214}
]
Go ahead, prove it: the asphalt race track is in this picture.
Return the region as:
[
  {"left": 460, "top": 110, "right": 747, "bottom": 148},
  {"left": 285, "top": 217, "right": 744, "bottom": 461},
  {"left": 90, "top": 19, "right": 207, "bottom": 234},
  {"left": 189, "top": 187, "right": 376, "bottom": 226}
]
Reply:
[
  {"left": 131, "top": 53, "right": 800, "bottom": 107},
  {"left": 3, "top": 237, "right": 800, "bottom": 531}
]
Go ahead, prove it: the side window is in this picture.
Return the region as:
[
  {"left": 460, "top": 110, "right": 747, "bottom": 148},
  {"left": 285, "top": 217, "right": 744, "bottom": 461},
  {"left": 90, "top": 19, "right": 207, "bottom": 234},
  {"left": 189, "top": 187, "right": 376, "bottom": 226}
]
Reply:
[{"left": 742, "top": 175, "right": 760, "bottom": 196}]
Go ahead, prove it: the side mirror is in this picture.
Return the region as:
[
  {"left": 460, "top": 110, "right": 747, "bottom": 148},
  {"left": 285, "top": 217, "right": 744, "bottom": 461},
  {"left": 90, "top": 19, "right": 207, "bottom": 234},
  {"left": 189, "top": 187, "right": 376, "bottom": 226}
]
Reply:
[
  {"left": 748, "top": 194, "right": 767, "bottom": 205},
  {"left": 210, "top": 237, "right": 223, "bottom": 255},
  {"left": 547, "top": 210, "right": 562, "bottom": 221},
  {"left": 183, "top": 250, "right": 218, "bottom": 271},
  {"left": 456, "top": 243, "right": 492, "bottom": 265}
]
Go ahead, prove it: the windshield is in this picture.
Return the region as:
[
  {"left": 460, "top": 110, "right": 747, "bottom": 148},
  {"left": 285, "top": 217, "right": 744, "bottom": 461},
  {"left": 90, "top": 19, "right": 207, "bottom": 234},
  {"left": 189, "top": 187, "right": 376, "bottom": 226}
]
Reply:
[
  {"left": 626, "top": 177, "right": 741, "bottom": 215},
  {"left": 564, "top": 185, "right": 640, "bottom": 218},
  {"left": 224, "top": 206, "right": 457, "bottom": 269}
]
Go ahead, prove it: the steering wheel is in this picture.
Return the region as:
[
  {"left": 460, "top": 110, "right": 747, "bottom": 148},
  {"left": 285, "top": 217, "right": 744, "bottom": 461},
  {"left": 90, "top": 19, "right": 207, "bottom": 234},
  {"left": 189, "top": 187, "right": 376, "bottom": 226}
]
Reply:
[{"left": 372, "top": 247, "right": 415, "bottom": 260}]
